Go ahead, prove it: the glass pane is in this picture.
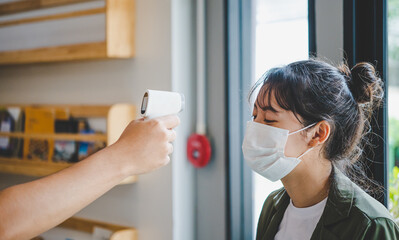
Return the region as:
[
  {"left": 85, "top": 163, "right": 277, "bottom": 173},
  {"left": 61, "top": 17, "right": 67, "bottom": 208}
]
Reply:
[
  {"left": 252, "top": 0, "right": 309, "bottom": 237},
  {"left": 388, "top": 0, "right": 399, "bottom": 225}
]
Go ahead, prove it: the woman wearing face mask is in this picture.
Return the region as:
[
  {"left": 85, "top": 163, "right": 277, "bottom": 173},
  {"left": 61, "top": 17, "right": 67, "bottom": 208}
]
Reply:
[{"left": 242, "top": 59, "right": 399, "bottom": 239}]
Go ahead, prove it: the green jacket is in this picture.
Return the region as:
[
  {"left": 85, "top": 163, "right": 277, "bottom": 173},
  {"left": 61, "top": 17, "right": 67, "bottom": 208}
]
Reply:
[{"left": 256, "top": 167, "right": 399, "bottom": 240}]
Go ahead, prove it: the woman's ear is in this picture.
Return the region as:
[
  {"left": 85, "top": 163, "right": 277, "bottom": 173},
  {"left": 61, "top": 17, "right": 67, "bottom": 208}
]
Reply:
[{"left": 308, "top": 121, "right": 330, "bottom": 147}]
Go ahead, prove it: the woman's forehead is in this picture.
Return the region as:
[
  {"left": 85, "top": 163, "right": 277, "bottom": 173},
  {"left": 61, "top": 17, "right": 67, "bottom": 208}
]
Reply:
[
  {"left": 254, "top": 85, "right": 303, "bottom": 124},
  {"left": 255, "top": 86, "right": 283, "bottom": 113}
]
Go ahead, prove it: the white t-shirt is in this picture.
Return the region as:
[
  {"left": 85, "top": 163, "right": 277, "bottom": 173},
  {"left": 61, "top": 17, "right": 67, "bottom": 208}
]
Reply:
[{"left": 274, "top": 197, "right": 328, "bottom": 240}]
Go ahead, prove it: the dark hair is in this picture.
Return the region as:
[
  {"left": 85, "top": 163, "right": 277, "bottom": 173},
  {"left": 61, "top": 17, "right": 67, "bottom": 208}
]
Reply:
[{"left": 249, "top": 59, "right": 384, "bottom": 195}]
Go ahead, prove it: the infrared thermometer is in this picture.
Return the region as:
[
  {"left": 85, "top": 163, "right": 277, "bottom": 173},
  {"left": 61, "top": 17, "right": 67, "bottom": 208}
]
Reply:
[{"left": 141, "top": 89, "right": 185, "bottom": 119}]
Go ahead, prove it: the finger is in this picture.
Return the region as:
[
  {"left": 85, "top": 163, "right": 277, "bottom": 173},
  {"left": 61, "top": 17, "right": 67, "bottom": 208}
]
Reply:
[
  {"left": 167, "top": 143, "right": 174, "bottom": 155},
  {"left": 156, "top": 115, "right": 180, "bottom": 129},
  {"left": 166, "top": 129, "right": 177, "bottom": 142}
]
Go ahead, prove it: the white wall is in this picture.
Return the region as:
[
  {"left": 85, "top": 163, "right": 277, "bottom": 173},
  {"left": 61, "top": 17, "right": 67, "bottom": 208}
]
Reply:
[
  {"left": 171, "top": 0, "right": 196, "bottom": 240},
  {"left": 195, "top": 0, "right": 228, "bottom": 239},
  {"left": 315, "top": 0, "right": 343, "bottom": 63},
  {"left": 0, "top": 1, "right": 177, "bottom": 239}
]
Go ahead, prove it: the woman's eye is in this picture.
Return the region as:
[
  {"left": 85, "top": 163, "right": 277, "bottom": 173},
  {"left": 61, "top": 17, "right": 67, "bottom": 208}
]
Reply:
[
  {"left": 251, "top": 115, "right": 257, "bottom": 120},
  {"left": 264, "top": 119, "right": 277, "bottom": 123}
]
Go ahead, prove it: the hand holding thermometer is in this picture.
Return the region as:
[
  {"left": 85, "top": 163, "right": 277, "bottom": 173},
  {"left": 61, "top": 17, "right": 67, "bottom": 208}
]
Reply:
[{"left": 141, "top": 90, "right": 185, "bottom": 119}]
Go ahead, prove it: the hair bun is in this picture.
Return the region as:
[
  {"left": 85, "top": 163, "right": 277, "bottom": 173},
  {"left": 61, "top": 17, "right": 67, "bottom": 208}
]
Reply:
[{"left": 346, "top": 62, "right": 383, "bottom": 104}]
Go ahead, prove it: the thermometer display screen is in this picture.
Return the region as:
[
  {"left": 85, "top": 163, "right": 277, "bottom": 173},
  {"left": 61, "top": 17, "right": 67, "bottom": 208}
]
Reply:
[{"left": 141, "top": 93, "right": 149, "bottom": 114}]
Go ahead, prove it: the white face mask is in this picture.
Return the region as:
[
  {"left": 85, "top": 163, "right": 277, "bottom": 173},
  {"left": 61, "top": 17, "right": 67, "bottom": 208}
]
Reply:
[{"left": 242, "top": 121, "right": 316, "bottom": 182}]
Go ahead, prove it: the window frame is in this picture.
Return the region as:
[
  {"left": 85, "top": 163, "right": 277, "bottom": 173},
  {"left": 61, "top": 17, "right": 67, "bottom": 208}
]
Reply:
[
  {"left": 226, "top": 0, "right": 316, "bottom": 239},
  {"left": 343, "top": 0, "right": 388, "bottom": 206},
  {"left": 226, "top": 0, "right": 254, "bottom": 239}
]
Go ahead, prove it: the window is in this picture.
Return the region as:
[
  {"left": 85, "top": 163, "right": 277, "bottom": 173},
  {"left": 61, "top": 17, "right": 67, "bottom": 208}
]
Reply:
[
  {"left": 388, "top": 0, "right": 399, "bottom": 224},
  {"left": 252, "top": 0, "right": 309, "bottom": 237},
  {"left": 227, "top": 1, "right": 313, "bottom": 239}
]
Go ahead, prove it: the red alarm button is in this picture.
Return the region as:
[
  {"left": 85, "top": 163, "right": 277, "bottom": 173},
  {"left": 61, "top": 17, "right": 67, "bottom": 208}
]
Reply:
[{"left": 187, "top": 133, "right": 211, "bottom": 168}]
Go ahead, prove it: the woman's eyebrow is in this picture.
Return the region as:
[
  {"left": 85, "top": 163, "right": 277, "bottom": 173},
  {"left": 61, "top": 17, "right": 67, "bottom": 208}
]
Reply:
[
  {"left": 255, "top": 99, "right": 279, "bottom": 113},
  {"left": 254, "top": 102, "right": 280, "bottom": 114},
  {"left": 259, "top": 105, "right": 279, "bottom": 114}
]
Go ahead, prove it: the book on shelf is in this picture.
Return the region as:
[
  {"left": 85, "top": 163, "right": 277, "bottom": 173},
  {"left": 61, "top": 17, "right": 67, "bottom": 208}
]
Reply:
[{"left": 23, "top": 107, "right": 55, "bottom": 161}]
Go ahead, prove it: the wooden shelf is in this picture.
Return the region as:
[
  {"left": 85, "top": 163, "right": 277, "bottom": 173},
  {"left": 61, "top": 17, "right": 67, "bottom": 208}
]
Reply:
[
  {"left": 38, "top": 216, "right": 137, "bottom": 240},
  {"left": 0, "top": 0, "right": 135, "bottom": 65},
  {"left": 0, "top": 0, "right": 97, "bottom": 16},
  {"left": 1, "top": 104, "right": 111, "bottom": 117},
  {"left": 0, "top": 157, "right": 138, "bottom": 184},
  {"left": 59, "top": 217, "right": 137, "bottom": 238},
  {"left": 0, "top": 104, "right": 137, "bottom": 184},
  {"left": 0, "top": 42, "right": 109, "bottom": 65},
  {"left": 0, "top": 7, "right": 105, "bottom": 27},
  {"left": 0, "top": 132, "right": 107, "bottom": 142},
  {"left": 0, "top": 157, "right": 71, "bottom": 177}
]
